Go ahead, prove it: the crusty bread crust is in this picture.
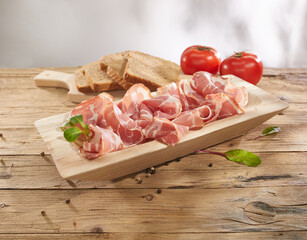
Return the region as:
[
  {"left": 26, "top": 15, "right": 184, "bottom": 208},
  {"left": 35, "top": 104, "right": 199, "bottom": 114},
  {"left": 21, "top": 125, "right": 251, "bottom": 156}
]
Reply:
[
  {"left": 74, "top": 68, "right": 94, "bottom": 93},
  {"left": 85, "top": 75, "right": 120, "bottom": 92}
]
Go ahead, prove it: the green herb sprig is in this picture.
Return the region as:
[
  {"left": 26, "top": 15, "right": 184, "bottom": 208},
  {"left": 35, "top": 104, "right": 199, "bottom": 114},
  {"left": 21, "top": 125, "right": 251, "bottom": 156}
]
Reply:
[
  {"left": 195, "top": 149, "right": 261, "bottom": 167},
  {"left": 61, "top": 115, "right": 90, "bottom": 142}
]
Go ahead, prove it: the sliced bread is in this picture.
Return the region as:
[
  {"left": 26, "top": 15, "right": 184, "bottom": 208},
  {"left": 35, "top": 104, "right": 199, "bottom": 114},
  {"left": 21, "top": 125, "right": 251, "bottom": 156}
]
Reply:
[
  {"left": 82, "top": 62, "right": 122, "bottom": 92},
  {"left": 99, "top": 52, "right": 132, "bottom": 90},
  {"left": 123, "top": 51, "right": 181, "bottom": 91},
  {"left": 74, "top": 68, "right": 93, "bottom": 93}
]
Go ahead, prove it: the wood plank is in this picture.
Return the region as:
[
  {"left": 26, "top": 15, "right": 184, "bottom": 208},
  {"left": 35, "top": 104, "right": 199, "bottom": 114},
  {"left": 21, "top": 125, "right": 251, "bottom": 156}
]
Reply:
[
  {"left": 1, "top": 122, "right": 306, "bottom": 155},
  {"left": 0, "top": 67, "right": 77, "bottom": 76},
  {"left": 0, "top": 152, "right": 306, "bottom": 189},
  {"left": 0, "top": 232, "right": 305, "bottom": 240},
  {"left": 259, "top": 69, "right": 307, "bottom": 103},
  {"left": 0, "top": 187, "right": 306, "bottom": 233},
  {"left": 0, "top": 88, "right": 75, "bottom": 107},
  {"left": 210, "top": 122, "right": 307, "bottom": 152}
]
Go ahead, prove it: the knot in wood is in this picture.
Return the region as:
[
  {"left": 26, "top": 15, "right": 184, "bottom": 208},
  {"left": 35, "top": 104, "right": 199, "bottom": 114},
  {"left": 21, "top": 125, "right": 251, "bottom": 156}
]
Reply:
[
  {"left": 244, "top": 201, "right": 276, "bottom": 223},
  {"left": 142, "top": 194, "right": 154, "bottom": 201},
  {"left": 91, "top": 226, "right": 103, "bottom": 233}
]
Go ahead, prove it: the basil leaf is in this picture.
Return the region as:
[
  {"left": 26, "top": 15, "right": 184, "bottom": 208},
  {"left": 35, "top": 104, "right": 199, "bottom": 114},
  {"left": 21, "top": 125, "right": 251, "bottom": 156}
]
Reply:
[
  {"left": 225, "top": 149, "right": 261, "bottom": 167},
  {"left": 63, "top": 127, "right": 83, "bottom": 142},
  {"left": 261, "top": 126, "right": 280, "bottom": 136}
]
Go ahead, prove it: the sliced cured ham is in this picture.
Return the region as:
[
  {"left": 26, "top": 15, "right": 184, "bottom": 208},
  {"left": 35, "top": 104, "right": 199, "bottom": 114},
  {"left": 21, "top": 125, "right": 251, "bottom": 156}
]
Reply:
[
  {"left": 157, "top": 82, "right": 179, "bottom": 96},
  {"left": 224, "top": 79, "right": 248, "bottom": 108},
  {"left": 70, "top": 92, "right": 113, "bottom": 128},
  {"left": 121, "top": 84, "right": 152, "bottom": 119},
  {"left": 135, "top": 103, "right": 154, "bottom": 128},
  {"left": 178, "top": 78, "right": 207, "bottom": 109},
  {"left": 191, "top": 71, "right": 225, "bottom": 97},
  {"left": 172, "top": 105, "right": 212, "bottom": 129},
  {"left": 65, "top": 71, "right": 249, "bottom": 160},
  {"left": 104, "top": 103, "right": 145, "bottom": 146},
  {"left": 158, "top": 81, "right": 190, "bottom": 111},
  {"left": 142, "top": 95, "right": 182, "bottom": 119},
  {"left": 206, "top": 93, "right": 244, "bottom": 120},
  {"left": 143, "top": 117, "right": 189, "bottom": 146},
  {"left": 79, "top": 124, "right": 123, "bottom": 160}
]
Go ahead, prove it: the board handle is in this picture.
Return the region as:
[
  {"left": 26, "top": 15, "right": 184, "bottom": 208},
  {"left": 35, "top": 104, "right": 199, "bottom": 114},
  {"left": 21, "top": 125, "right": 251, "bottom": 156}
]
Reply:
[{"left": 34, "top": 70, "right": 74, "bottom": 90}]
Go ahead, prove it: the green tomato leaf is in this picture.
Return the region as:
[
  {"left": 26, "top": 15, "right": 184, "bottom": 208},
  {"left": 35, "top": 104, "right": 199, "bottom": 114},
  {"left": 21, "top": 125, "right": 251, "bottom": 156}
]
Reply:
[
  {"left": 63, "top": 127, "right": 83, "bottom": 142},
  {"left": 261, "top": 126, "right": 280, "bottom": 137},
  {"left": 225, "top": 149, "right": 261, "bottom": 167}
]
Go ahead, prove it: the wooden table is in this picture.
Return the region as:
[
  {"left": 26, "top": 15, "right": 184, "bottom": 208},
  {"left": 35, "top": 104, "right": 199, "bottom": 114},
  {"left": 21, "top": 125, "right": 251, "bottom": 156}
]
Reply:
[{"left": 0, "top": 68, "right": 306, "bottom": 239}]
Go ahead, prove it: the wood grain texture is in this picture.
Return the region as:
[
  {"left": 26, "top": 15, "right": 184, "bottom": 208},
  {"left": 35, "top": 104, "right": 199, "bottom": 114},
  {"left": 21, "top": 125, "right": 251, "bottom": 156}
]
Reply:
[
  {"left": 0, "top": 187, "right": 306, "bottom": 233},
  {"left": 0, "top": 152, "right": 306, "bottom": 189},
  {"left": 0, "top": 67, "right": 306, "bottom": 237},
  {"left": 0, "top": 232, "right": 305, "bottom": 240}
]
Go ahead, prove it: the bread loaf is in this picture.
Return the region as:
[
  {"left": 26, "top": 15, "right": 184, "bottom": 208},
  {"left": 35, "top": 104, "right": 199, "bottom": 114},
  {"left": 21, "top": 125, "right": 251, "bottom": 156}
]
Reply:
[
  {"left": 123, "top": 51, "right": 181, "bottom": 91},
  {"left": 82, "top": 62, "right": 122, "bottom": 92},
  {"left": 74, "top": 68, "right": 93, "bottom": 93},
  {"left": 99, "top": 52, "right": 132, "bottom": 90}
]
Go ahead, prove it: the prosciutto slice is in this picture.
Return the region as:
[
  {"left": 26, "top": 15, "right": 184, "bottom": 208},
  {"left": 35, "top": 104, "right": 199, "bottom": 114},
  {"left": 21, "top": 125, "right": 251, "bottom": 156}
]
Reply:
[
  {"left": 70, "top": 92, "right": 113, "bottom": 128},
  {"left": 158, "top": 81, "right": 190, "bottom": 111},
  {"left": 172, "top": 105, "right": 213, "bottom": 129},
  {"left": 224, "top": 79, "right": 248, "bottom": 108},
  {"left": 206, "top": 93, "right": 244, "bottom": 120},
  {"left": 121, "top": 84, "right": 152, "bottom": 119},
  {"left": 143, "top": 117, "right": 189, "bottom": 146},
  {"left": 178, "top": 78, "right": 207, "bottom": 109},
  {"left": 104, "top": 103, "right": 145, "bottom": 146},
  {"left": 79, "top": 124, "right": 123, "bottom": 160},
  {"left": 191, "top": 71, "right": 225, "bottom": 97},
  {"left": 142, "top": 95, "right": 182, "bottom": 119}
]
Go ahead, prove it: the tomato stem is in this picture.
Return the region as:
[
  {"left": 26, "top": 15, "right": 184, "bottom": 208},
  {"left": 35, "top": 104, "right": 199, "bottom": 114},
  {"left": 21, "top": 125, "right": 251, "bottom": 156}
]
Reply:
[
  {"left": 233, "top": 49, "right": 250, "bottom": 58},
  {"left": 233, "top": 52, "right": 243, "bottom": 58},
  {"left": 197, "top": 46, "right": 212, "bottom": 52}
]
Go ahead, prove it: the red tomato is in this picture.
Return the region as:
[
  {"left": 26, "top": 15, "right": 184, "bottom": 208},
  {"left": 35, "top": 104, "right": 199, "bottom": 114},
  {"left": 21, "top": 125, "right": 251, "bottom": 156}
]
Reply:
[
  {"left": 180, "top": 45, "right": 221, "bottom": 75},
  {"left": 220, "top": 52, "right": 263, "bottom": 85}
]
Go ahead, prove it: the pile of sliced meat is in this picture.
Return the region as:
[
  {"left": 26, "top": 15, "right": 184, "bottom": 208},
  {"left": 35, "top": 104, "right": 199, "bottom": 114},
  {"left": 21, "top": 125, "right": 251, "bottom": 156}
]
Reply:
[{"left": 69, "top": 71, "right": 248, "bottom": 159}]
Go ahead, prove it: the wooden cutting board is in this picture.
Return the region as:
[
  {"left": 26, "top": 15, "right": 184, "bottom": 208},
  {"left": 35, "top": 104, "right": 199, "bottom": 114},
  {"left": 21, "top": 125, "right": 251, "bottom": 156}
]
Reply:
[
  {"left": 34, "top": 70, "right": 127, "bottom": 102},
  {"left": 35, "top": 75, "right": 288, "bottom": 181}
]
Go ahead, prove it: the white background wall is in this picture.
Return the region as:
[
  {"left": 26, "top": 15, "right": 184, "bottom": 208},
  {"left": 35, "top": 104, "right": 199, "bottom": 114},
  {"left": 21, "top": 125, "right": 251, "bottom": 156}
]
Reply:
[{"left": 0, "top": 0, "right": 306, "bottom": 68}]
